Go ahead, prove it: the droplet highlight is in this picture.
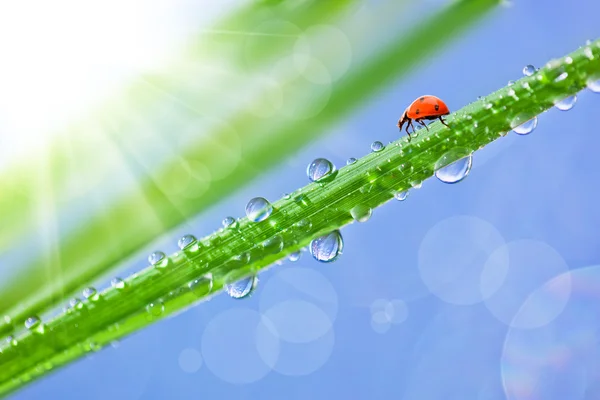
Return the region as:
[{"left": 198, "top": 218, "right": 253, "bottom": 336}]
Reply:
[
  {"left": 310, "top": 230, "right": 344, "bottom": 263},
  {"left": 245, "top": 197, "right": 273, "bottom": 222}
]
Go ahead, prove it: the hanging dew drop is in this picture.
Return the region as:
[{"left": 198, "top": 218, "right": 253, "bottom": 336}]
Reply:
[
  {"left": 178, "top": 234, "right": 198, "bottom": 251},
  {"left": 522, "top": 64, "right": 536, "bottom": 76},
  {"left": 288, "top": 251, "right": 302, "bottom": 262},
  {"left": 245, "top": 197, "right": 273, "bottom": 222},
  {"left": 148, "top": 251, "right": 168, "bottom": 268},
  {"left": 371, "top": 141, "right": 384, "bottom": 152},
  {"left": 511, "top": 115, "right": 538, "bottom": 135},
  {"left": 350, "top": 204, "right": 373, "bottom": 223},
  {"left": 222, "top": 216, "right": 238, "bottom": 229},
  {"left": 412, "top": 181, "right": 423, "bottom": 189},
  {"left": 306, "top": 158, "right": 335, "bottom": 182},
  {"left": 434, "top": 150, "right": 473, "bottom": 184},
  {"left": 554, "top": 95, "right": 577, "bottom": 111},
  {"left": 82, "top": 287, "right": 99, "bottom": 302},
  {"left": 394, "top": 191, "right": 409, "bottom": 201},
  {"left": 111, "top": 277, "right": 125, "bottom": 290},
  {"left": 346, "top": 157, "right": 357, "bottom": 165},
  {"left": 310, "top": 230, "right": 344, "bottom": 263},
  {"left": 225, "top": 276, "right": 258, "bottom": 299}
]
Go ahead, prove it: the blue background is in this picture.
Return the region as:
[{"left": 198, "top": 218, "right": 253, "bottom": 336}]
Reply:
[{"left": 14, "top": 0, "right": 600, "bottom": 399}]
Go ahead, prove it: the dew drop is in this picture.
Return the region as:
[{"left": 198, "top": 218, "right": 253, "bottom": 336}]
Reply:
[
  {"left": 82, "top": 287, "right": 99, "bottom": 302},
  {"left": 507, "top": 80, "right": 514, "bottom": 86},
  {"left": 511, "top": 115, "right": 538, "bottom": 135},
  {"left": 554, "top": 94, "right": 577, "bottom": 111},
  {"left": 485, "top": 103, "right": 493, "bottom": 110},
  {"left": 149, "top": 251, "right": 168, "bottom": 268},
  {"left": 350, "top": 204, "right": 372, "bottom": 223},
  {"left": 288, "top": 251, "right": 301, "bottom": 262},
  {"left": 522, "top": 64, "right": 536, "bottom": 76},
  {"left": 434, "top": 151, "right": 473, "bottom": 184},
  {"left": 6, "top": 336, "right": 17, "bottom": 347},
  {"left": 111, "top": 277, "right": 125, "bottom": 290},
  {"left": 306, "top": 158, "right": 335, "bottom": 182},
  {"left": 282, "top": 193, "right": 291, "bottom": 200},
  {"left": 294, "top": 219, "right": 312, "bottom": 232},
  {"left": 222, "top": 217, "right": 238, "bottom": 229},
  {"left": 146, "top": 300, "right": 165, "bottom": 317},
  {"left": 554, "top": 72, "right": 568, "bottom": 82},
  {"left": 394, "top": 191, "right": 409, "bottom": 201},
  {"left": 188, "top": 273, "right": 214, "bottom": 298},
  {"left": 346, "top": 157, "right": 357, "bottom": 165},
  {"left": 262, "top": 235, "right": 284, "bottom": 254},
  {"left": 178, "top": 234, "right": 198, "bottom": 251},
  {"left": 225, "top": 276, "right": 258, "bottom": 299},
  {"left": 371, "top": 141, "right": 384, "bottom": 152},
  {"left": 411, "top": 181, "right": 423, "bottom": 189},
  {"left": 587, "top": 78, "right": 600, "bottom": 93},
  {"left": 69, "top": 298, "right": 83, "bottom": 310},
  {"left": 245, "top": 197, "right": 273, "bottom": 222},
  {"left": 564, "top": 56, "right": 573, "bottom": 64},
  {"left": 310, "top": 230, "right": 343, "bottom": 263},
  {"left": 584, "top": 47, "right": 594, "bottom": 60},
  {"left": 24, "top": 316, "right": 40, "bottom": 330}
]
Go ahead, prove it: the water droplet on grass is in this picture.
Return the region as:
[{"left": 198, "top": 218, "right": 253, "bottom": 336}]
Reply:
[
  {"left": 511, "top": 115, "right": 538, "bottom": 135},
  {"left": 587, "top": 78, "right": 600, "bottom": 93},
  {"left": 310, "top": 231, "right": 343, "bottom": 263},
  {"left": 394, "top": 191, "right": 409, "bottom": 201},
  {"left": 146, "top": 300, "right": 165, "bottom": 317},
  {"left": 189, "top": 274, "right": 214, "bottom": 297},
  {"left": 225, "top": 276, "right": 258, "bottom": 299},
  {"left": 346, "top": 157, "right": 357, "bottom": 165},
  {"left": 25, "top": 316, "right": 42, "bottom": 332},
  {"left": 111, "top": 278, "right": 125, "bottom": 290},
  {"left": 371, "top": 141, "right": 384, "bottom": 152},
  {"left": 350, "top": 205, "right": 372, "bottom": 223},
  {"left": 83, "top": 287, "right": 99, "bottom": 302},
  {"left": 262, "top": 235, "right": 284, "bottom": 254},
  {"left": 523, "top": 64, "right": 536, "bottom": 76},
  {"left": 554, "top": 95, "right": 577, "bottom": 111},
  {"left": 554, "top": 72, "right": 568, "bottom": 82},
  {"left": 434, "top": 150, "right": 473, "bottom": 184},
  {"left": 306, "top": 158, "right": 335, "bottom": 182},
  {"left": 69, "top": 298, "right": 83, "bottom": 310},
  {"left": 222, "top": 217, "right": 238, "bottom": 229},
  {"left": 178, "top": 234, "right": 198, "bottom": 251},
  {"left": 149, "top": 251, "right": 168, "bottom": 268},
  {"left": 246, "top": 197, "right": 273, "bottom": 222}
]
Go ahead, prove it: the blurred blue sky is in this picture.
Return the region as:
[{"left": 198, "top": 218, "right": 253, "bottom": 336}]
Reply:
[{"left": 12, "top": 0, "right": 600, "bottom": 399}]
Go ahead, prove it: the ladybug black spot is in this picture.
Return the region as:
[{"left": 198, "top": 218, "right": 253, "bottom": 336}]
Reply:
[
  {"left": 415, "top": 109, "right": 420, "bottom": 115},
  {"left": 420, "top": 97, "right": 425, "bottom": 102},
  {"left": 434, "top": 104, "right": 439, "bottom": 111}
]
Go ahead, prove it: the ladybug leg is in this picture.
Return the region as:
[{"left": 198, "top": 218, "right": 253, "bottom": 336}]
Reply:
[
  {"left": 405, "top": 119, "right": 415, "bottom": 141},
  {"left": 416, "top": 119, "right": 429, "bottom": 131},
  {"left": 438, "top": 116, "right": 450, "bottom": 128}
]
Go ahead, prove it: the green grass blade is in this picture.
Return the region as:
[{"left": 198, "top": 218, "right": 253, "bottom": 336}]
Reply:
[
  {"left": 0, "top": 0, "right": 498, "bottom": 336},
  {"left": 1, "top": 38, "right": 598, "bottom": 398}
]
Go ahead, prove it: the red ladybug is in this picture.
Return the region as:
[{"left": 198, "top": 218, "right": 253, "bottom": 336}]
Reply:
[{"left": 397, "top": 95, "right": 450, "bottom": 140}]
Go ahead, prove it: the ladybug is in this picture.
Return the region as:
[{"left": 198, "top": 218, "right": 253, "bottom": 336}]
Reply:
[{"left": 397, "top": 95, "right": 450, "bottom": 140}]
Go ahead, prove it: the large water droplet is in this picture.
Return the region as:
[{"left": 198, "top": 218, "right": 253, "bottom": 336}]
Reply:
[
  {"left": 25, "top": 316, "right": 44, "bottom": 334},
  {"left": 522, "top": 64, "right": 536, "bottom": 76},
  {"left": 554, "top": 94, "right": 577, "bottom": 111},
  {"left": 370, "top": 141, "right": 384, "bottom": 152},
  {"left": 245, "top": 197, "right": 273, "bottom": 222},
  {"left": 222, "top": 217, "right": 238, "bottom": 229},
  {"left": 346, "top": 157, "right": 357, "bottom": 165},
  {"left": 82, "top": 287, "right": 99, "bottom": 302},
  {"left": 350, "top": 204, "right": 372, "bottom": 223},
  {"left": 511, "top": 115, "right": 538, "bottom": 135},
  {"left": 149, "top": 251, "right": 168, "bottom": 268},
  {"left": 306, "top": 158, "right": 335, "bottom": 182},
  {"left": 434, "top": 150, "right": 473, "bottom": 184},
  {"left": 310, "top": 230, "right": 344, "bottom": 263},
  {"left": 146, "top": 300, "right": 165, "bottom": 317},
  {"left": 111, "top": 277, "right": 125, "bottom": 290},
  {"left": 225, "top": 276, "right": 258, "bottom": 299},
  {"left": 394, "top": 191, "right": 409, "bottom": 201},
  {"left": 178, "top": 234, "right": 198, "bottom": 251},
  {"left": 587, "top": 78, "right": 600, "bottom": 93},
  {"left": 189, "top": 274, "right": 214, "bottom": 298}
]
